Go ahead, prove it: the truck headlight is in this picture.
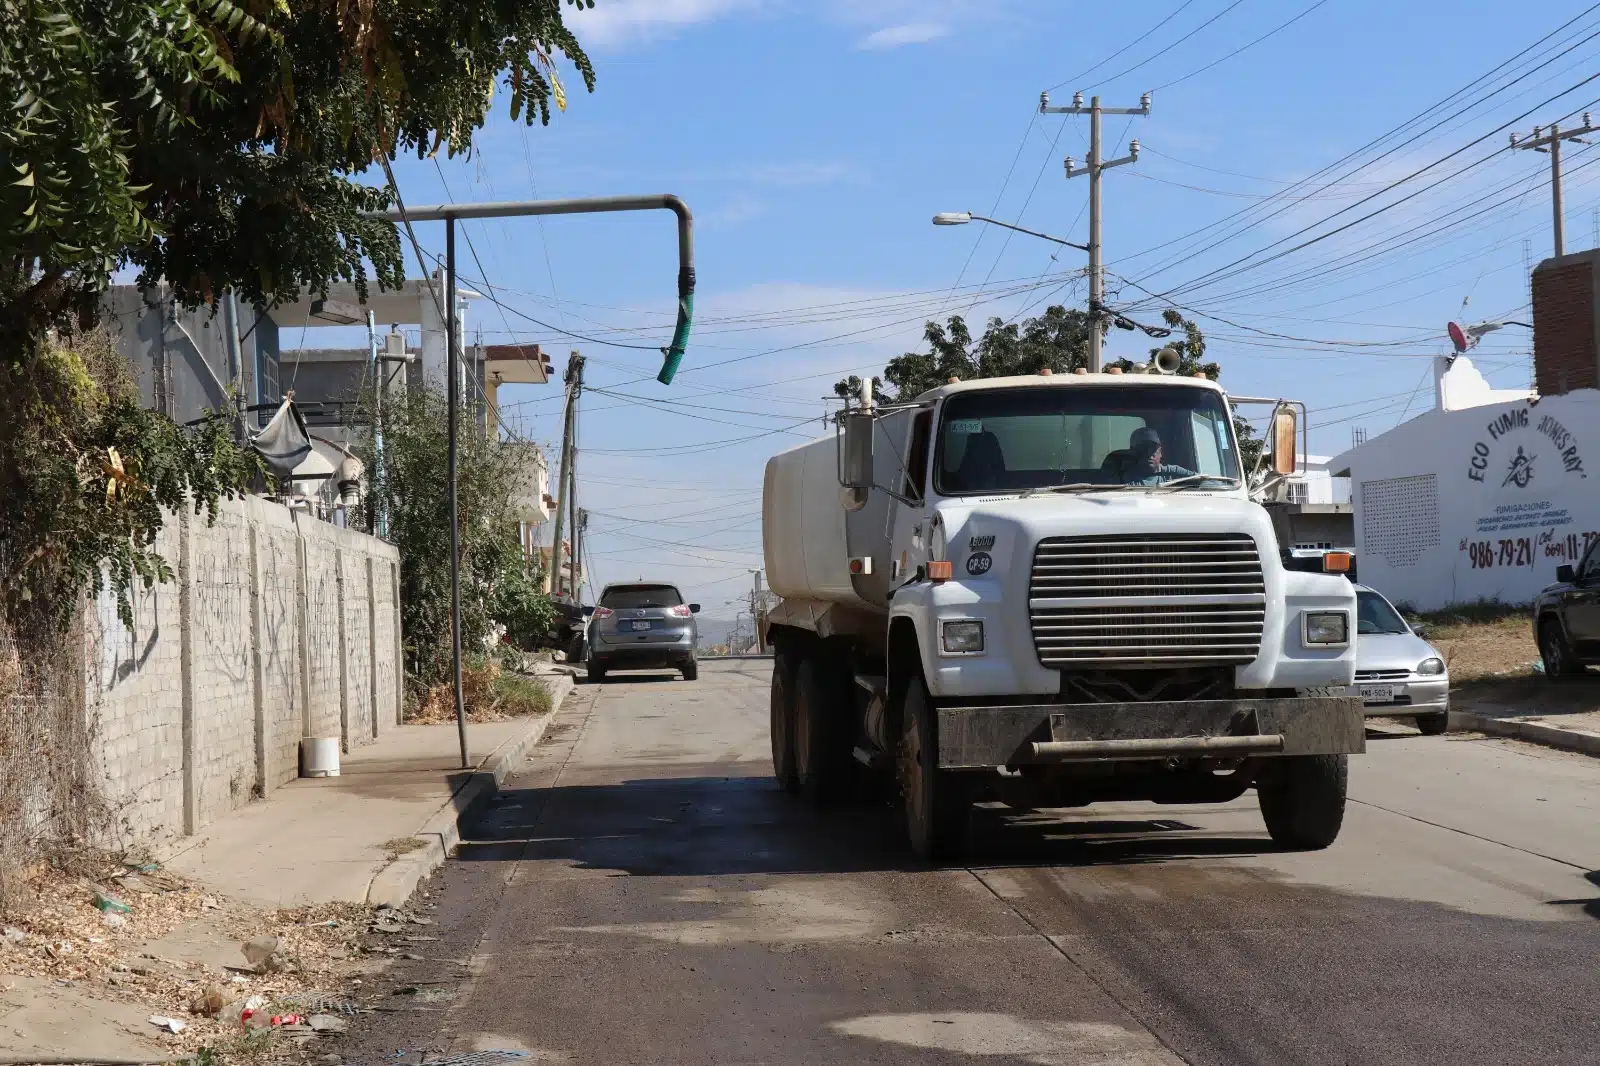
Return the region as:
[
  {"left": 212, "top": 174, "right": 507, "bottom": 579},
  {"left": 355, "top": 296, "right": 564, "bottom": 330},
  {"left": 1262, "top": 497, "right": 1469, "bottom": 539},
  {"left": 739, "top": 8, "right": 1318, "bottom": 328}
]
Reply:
[
  {"left": 1416, "top": 657, "right": 1445, "bottom": 676},
  {"left": 941, "top": 620, "right": 984, "bottom": 653},
  {"left": 1302, "top": 611, "right": 1349, "bottom": 646}
]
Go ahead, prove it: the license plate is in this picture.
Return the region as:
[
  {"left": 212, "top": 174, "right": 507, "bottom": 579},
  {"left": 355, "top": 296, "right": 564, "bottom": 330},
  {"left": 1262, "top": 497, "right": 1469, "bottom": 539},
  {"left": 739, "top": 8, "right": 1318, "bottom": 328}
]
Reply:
[
  {"left": 1361, "top": 684, "right": 1394, "bottom": 703},
  {"left": 629, "top": 620, "right": 652, "bottom": 631}
]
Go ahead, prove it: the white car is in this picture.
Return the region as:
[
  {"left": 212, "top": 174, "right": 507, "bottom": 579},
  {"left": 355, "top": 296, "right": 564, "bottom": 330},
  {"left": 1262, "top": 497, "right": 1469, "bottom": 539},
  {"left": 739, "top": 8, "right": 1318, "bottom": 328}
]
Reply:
[{"left": 1354, "top": 584, "right": 1450, "bottom": 735}]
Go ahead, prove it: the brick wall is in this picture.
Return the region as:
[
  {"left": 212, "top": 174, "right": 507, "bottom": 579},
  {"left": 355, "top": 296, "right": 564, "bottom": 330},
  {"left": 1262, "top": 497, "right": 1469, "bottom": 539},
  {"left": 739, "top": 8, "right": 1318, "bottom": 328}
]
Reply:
[
  {"left": 84, "top": 497, "right": 401, "bottom": 847},
  {"left": 1532, "top": 252, "right": 1599, "bottom": 395}
]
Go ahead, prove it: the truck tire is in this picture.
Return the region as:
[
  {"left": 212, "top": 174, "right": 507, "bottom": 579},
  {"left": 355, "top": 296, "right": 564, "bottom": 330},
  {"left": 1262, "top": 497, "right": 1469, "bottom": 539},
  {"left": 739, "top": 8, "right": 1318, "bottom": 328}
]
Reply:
[
  {"left": 1257, "top": 754, "right": 1347, "bottom": 850},
  {"left": 899, "top": 677, "right": 970, "bottom": 861},
  {"left": 1538, "top": 618, "right": 1584, "bottom": 677},
  {"left": 793, "top": 655, "right": 850, "bottom": 805},
  {"left": 770, "top": 646, "right": 800, "bottom": 793}
]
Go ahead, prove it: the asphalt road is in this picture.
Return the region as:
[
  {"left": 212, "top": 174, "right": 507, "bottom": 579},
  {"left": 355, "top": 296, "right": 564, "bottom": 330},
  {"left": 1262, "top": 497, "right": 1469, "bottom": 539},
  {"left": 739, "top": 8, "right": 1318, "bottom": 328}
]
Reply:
[{"left": 347, "top": 658, "right": 1600, "bottom": 1066}]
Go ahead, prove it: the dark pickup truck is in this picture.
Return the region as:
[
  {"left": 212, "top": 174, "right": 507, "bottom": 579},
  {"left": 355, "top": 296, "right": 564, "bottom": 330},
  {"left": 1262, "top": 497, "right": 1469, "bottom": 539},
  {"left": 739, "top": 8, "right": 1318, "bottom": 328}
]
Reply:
[{"left": 1532, "top": 544, "right": 1600, "bottom": 676}]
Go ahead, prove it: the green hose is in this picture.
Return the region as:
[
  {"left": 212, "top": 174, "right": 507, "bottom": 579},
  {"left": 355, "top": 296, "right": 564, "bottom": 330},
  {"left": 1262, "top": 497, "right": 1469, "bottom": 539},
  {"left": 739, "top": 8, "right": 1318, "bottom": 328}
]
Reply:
[{"left": 657, "top": 291, "right": 694, "bottom": 385}]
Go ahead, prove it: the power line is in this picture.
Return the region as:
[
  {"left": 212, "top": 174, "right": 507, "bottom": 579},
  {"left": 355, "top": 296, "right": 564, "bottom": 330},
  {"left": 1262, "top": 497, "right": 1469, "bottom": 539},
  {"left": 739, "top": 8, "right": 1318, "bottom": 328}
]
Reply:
[
  {"left": 1151, "top": 0, "right": 1331, "bottom": 92},
  {"left": 1047, "top": 1, "right": 1198, "bottom": 91},
  {"left": 1083, "top": 0, "right": 1247, "bottom": 91}
]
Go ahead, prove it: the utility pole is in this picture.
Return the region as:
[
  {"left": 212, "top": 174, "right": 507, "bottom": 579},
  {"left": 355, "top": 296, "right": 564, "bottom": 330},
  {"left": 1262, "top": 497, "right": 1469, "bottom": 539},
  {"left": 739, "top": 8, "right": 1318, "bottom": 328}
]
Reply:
[
  {"left": 547, "top": 350, "right": 584, "bottom": 597},
  {"left": 748, "top": 570, "right": 765, "bottom": 653},
  {"left": 574, "top": 507, "right": 589, "bottom": 603},
  {"left": 1512, "top": 114, "right": 1598, "bottom": 257},
  {"left": 1040, "top": 90, "right": 1151, "bottom": 372}
]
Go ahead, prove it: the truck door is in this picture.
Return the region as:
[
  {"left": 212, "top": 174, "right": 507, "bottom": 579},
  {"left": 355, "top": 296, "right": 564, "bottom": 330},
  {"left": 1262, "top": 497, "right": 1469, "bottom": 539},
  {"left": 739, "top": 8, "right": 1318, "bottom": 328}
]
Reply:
[
  {"left": 1566, "top": 539, "right": 1600, "bottom": 654},
  {"left": 845, "top": 408, "right": 914, "bottom": 608},
  {"left": 887, "top": 409, "right": 934, "bottom": 588}
]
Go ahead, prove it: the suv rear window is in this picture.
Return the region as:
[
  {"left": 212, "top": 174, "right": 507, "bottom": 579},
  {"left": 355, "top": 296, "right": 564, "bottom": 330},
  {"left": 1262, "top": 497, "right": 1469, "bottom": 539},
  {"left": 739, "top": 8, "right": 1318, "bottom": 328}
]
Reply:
[{"left": 600, "top": 584, "right": 683, "bottom": 609}]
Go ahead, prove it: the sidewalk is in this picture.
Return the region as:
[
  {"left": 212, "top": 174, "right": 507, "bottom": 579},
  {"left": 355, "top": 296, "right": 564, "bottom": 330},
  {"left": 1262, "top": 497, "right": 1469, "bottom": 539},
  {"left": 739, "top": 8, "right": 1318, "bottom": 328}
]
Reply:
[
  {"left": 0, "top": 669, "right": 573, "bottom": 1064},
  {"left": 1450, "top": 675, "right": 1600, "bottom": 756}
]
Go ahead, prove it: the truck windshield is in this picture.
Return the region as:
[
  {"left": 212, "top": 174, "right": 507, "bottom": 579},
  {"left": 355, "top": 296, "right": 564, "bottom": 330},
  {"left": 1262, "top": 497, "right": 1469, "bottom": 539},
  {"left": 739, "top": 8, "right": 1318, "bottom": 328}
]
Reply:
[{"left": 933, "top": 384, "right": 1241, "bottom": 495}]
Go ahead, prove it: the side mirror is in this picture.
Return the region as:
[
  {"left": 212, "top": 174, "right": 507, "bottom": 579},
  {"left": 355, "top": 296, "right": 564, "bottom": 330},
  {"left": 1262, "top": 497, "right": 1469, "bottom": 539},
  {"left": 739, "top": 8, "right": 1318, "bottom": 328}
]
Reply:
[
  {"left": 1557, "top": 564, "right": 1576, "bottom": 584},
  {"left": 1270, "top": 405, "right": 1297, "bottom": 477},
  {"left": 689, "top": 603, "right": 701, "bottom": 614},
  {"left": 842, "top": 412, "right": 874, "bottom": 490},
  {"left": 1411, "top": 622, "right": 1428, "bottom": 639}
]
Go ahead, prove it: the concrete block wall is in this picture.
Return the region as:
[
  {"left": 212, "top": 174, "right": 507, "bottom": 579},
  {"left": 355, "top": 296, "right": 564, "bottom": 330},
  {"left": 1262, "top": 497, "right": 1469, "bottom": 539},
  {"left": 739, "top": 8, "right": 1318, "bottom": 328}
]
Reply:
[{"left": 85, "top": 496, "right": 401, "bottom": 846}]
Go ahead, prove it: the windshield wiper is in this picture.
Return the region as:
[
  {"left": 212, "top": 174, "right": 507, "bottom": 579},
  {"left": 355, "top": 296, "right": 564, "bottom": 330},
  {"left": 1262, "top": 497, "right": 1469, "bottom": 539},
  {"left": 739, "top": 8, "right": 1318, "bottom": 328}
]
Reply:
[
  {"left": 1148, "top": 474, "right": 1242, "bottom": 492},
  {"left": 1019, "top": 482, "right": 1126, "bottom": 498}
]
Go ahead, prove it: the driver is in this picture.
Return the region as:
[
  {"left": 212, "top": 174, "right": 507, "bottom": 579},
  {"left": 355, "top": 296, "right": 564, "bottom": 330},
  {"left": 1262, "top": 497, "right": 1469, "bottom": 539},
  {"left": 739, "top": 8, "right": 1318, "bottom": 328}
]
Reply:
[{"left": 1123, "top": 427, "right": 1197, "bottom": 486}]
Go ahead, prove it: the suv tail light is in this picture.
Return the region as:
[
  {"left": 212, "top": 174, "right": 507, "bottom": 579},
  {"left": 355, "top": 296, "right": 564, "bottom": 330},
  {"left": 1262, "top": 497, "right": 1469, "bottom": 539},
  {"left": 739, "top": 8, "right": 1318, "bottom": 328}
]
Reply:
[
  {"left": 667, "top": 604, "right": 692, "bottom": 617},
  {"left": 593, "top": 606, "right": 614, "bottom": 619}
]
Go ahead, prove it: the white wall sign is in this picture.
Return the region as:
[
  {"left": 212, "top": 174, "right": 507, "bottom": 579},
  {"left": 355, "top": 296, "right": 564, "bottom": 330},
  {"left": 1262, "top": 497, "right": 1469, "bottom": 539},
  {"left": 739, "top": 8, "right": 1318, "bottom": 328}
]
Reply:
[{"left": 1337, "top": 391, "right": 1600, "bottom": 611}]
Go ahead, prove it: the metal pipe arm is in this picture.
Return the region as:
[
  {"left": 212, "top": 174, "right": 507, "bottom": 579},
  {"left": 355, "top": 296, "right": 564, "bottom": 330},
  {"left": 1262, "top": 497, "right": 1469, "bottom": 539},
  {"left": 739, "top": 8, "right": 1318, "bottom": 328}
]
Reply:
[{"left": 374, "top": 194, "right": 695, "bottom": 384}]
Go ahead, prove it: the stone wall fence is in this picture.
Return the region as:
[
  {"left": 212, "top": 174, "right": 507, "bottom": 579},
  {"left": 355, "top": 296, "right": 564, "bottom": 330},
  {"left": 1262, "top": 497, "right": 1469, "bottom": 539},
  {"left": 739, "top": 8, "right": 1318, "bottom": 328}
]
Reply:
[{"left": 85, "top": 495, "right": 402, "bottom": 846}]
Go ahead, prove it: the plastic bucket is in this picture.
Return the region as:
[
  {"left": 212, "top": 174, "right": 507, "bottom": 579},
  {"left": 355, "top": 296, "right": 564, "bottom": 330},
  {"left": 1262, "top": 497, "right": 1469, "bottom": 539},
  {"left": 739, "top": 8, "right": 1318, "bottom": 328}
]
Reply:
[{"left": 300, "top": 737, "right": 341, "bottom": 778}]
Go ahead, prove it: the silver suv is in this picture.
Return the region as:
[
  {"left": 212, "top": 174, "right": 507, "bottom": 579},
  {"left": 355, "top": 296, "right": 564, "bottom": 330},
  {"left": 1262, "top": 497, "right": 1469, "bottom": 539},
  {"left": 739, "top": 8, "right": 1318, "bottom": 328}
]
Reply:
[{"left": 586, "top": 582, "right": 700, "bottom": 682}]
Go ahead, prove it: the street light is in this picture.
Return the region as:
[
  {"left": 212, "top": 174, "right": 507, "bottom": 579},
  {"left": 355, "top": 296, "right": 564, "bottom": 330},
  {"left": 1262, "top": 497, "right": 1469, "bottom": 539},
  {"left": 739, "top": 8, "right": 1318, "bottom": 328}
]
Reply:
[{"left": 931, "top": 212, "right": 1089, "bottom": 252}]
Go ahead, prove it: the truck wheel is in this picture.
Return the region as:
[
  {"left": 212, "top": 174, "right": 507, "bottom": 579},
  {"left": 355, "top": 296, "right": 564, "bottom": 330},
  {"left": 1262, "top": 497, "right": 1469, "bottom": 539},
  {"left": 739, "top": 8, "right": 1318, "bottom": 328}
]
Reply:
[
  {"left": 1415, "top": 712, "right": 1449, "bottom": 736},
  {"left": 793, "top": 655, "right": 849, "bottom": 805},
  {"left": 1257, "top": 755, "right": 1347, "bottom": 850},
  {"left": 899, "top": 677, "right": 969, "bottom": 861},
  {"left": 770, "top": 647, "right": 800, "bottom": 793},
  {"left": 1539, "top": 618, "right": 1584, "bottom": 677}
]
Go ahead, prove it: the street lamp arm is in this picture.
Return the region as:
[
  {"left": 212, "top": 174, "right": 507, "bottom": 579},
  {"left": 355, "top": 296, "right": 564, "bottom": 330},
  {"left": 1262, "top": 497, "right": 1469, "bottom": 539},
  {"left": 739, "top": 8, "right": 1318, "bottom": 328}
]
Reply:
[{"left": 938, "top": 213, "right": 1089, "bottom": 251}]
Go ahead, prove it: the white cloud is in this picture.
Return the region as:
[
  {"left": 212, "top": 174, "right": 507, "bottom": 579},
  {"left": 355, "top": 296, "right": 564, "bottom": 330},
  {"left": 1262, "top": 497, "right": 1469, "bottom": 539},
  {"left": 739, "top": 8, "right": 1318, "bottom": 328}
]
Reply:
[
  {"left": 571, "top": 0, "right": 763, "bottom": 49},
  {"left": 857, "top": 22, "right": 949, "bottom": 50}
]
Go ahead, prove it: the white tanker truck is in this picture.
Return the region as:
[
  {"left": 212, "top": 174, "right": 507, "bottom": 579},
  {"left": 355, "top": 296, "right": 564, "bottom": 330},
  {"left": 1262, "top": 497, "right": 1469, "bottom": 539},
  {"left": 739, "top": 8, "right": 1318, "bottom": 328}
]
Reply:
[{"left": 760, "top": 365, "right": 1363, "bottom": 859}]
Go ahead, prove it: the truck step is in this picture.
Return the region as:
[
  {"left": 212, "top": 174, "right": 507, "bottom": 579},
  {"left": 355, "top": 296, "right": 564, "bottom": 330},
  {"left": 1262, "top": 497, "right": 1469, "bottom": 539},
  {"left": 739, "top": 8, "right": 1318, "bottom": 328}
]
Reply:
[{"left": 853, "top": 674, "right": 887, "bottom": 698}]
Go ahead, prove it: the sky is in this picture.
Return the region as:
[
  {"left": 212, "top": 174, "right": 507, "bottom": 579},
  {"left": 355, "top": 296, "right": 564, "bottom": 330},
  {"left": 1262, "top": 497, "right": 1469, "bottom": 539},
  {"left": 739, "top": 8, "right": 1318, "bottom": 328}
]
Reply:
[{"left": 301, "top": 0, "right": 1600, "bottom": 614}]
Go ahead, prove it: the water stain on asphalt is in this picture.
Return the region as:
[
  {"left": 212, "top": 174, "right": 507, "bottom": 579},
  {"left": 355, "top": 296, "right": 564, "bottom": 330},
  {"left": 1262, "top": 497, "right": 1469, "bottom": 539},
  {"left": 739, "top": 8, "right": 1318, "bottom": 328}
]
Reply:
[{"left": 830, "top": 1011, "right": 1181, "bottom": 1065}]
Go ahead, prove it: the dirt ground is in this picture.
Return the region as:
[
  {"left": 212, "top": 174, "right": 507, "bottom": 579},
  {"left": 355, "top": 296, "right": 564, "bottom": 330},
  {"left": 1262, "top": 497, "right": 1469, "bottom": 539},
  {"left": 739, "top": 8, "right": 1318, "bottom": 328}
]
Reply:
[
  {"left": 0, "top": 858, "right": 436, "bottom": 1065},
  {"left": 1413, "top": 605, "right": 1600, "bottom": 718}
]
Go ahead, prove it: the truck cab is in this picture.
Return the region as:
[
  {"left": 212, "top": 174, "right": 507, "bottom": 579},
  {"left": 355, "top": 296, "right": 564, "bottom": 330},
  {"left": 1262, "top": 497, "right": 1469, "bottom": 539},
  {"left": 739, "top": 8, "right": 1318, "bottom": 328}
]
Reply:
[{"left": 763, "top": 371, "right": 1363, "bottom": 859}]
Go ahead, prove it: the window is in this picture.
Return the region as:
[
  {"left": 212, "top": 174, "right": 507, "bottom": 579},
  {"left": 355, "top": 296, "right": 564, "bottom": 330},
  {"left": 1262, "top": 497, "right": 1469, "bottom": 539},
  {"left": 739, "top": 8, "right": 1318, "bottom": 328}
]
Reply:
[
  {"left": 600, "top": 584, "right": 683, "bottom": 608},
  {"left": 933, "top": 384, "right": 1240, "bottom": 495},
  {"left": 1580, "top": 540, "right": 1600, "bottom": 582},
  {"left": 903, "top": 410, "right": 933, "bottom": 500},
  {"left": 1356, "top": 590, "right": 1409, "bottom": 635}
]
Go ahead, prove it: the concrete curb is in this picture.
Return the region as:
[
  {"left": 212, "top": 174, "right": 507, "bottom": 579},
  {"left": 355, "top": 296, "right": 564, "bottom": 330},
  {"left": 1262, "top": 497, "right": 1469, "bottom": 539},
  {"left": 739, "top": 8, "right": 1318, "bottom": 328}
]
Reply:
[
  {"left": 1450, "top": 709, "right": 1600, "bottom": 757},
  {"left": 365, "top": 671, "right": 576, "bottom": 908}
]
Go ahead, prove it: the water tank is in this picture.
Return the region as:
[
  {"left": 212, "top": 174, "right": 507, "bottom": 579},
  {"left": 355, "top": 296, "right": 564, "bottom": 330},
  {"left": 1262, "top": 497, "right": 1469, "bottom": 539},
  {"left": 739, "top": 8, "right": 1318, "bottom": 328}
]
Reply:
[{"left": 762, "top": 434, "right": 873, "bottom": 612}]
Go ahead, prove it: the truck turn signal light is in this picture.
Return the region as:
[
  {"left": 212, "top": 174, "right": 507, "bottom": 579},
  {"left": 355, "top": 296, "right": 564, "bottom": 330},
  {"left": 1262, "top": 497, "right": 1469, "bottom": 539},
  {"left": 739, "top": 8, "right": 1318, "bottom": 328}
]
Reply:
[
  {"left": 926, "top": 560, "right": 953, "bottom": 582},
  {"left": 1322, "top": 552, "right": 1352, "bottom": 573}
]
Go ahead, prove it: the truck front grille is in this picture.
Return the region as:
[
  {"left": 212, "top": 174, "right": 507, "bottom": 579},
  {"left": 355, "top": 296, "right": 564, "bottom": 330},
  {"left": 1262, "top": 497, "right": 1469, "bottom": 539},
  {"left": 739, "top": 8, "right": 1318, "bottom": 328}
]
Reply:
[{"left": 1029, "top": 534, "right": 1266, "bottom": 667}]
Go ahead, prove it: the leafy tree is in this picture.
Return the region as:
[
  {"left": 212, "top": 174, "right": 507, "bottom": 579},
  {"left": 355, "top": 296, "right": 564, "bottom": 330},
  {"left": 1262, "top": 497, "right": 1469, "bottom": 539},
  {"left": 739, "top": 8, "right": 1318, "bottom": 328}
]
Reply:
[
  {"left": 355, "top": 387, "right": 555, "bottom": 685},
  {"left": 837, "top": 305, "right": 1263, "bottom": 473},
  {"left": 0, "top": 0, "right": 594, "bottom": 627},
  {"left": 836, "top": 305, "right": 1095, "bottom": 402}
]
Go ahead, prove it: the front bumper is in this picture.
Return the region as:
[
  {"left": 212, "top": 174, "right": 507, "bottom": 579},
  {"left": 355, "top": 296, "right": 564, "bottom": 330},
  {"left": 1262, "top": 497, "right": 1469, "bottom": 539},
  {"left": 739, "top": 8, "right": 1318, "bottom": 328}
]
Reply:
[
  {"left": 1360, "top": 676, "right": 1449, "bottom": 716},
  {"left": 937, "top": 696, "right": 1367, "bottom": 769}
]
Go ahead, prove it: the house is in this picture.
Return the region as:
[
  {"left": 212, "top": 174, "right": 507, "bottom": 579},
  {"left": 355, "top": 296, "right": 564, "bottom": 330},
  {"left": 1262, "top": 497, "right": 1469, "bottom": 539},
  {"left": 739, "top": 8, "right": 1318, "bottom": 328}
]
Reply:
[{"left": 1332, "top": 249, "right": 1600, "bottom": 610}]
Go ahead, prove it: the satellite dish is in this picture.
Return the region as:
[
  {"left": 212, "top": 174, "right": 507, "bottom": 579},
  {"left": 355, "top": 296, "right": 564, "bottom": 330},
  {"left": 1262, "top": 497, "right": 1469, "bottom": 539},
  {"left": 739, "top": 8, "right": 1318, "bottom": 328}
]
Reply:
[{"left": 1447, "top": 321, "right": 1469, "bottom": 354}]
